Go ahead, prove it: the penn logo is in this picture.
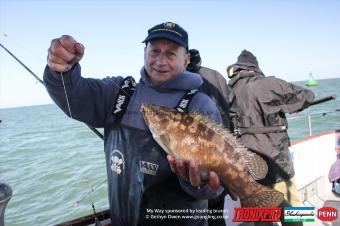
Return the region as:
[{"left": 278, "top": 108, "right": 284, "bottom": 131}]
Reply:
[
  {"left": 139, "top": 161, "right": 158, "bottom": 175},
  {"left": 317, "top": 207, "right": 337, "bottom": 221}
]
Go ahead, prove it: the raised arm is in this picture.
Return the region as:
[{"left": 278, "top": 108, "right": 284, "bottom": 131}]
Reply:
[
  {"left": 44, "top": 35, "right": 123, "bottom": 127},
  {"left": 256, "top": 77, "right": 315, "bottom": 114}
]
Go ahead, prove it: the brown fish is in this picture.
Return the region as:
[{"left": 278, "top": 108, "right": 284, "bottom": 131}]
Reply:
[{"left": 141, "top": 103, "right": 284, "bottom": 207}]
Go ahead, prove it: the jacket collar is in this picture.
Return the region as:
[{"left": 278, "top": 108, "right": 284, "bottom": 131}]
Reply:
[
  {"left": 227, "top": 63, "right": 264, "bottom": 87},
  {"left": 140, "top": 67, "right": 203, "bottom": 92}
]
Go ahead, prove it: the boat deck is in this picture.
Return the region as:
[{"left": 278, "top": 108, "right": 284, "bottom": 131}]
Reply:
[
  {"left": 225, "top": 130, "right": 340, "bottom": 226},
  {"left": 226, "top": 185, "right": 340, "bottom": 226},
  {"left": 306, "top": 192, "right": 339, "bottom": 226},
  {"left": 299, "top": 175, "right": 340, "bottom": 226}
]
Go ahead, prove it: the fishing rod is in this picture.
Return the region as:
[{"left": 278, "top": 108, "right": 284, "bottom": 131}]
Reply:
[
  {"left": 294, "top": 94, "right": 337, "bottom": 114},
  {"left": 0, "top": 42, "right": 104, "bottom": 140},
  {"left": 0, "top": 43, "right": 44, "bottom": 85},
  {"left": 308, "top": 95, "right": 336, "bottom": 107},
  {"left": 287, "top": 108, "right": 339, "bottom": 136},
  {"left": 287, "top": 108, "right": 340, "bottom": 120}
]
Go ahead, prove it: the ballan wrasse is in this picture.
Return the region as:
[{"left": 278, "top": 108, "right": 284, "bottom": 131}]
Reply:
[{"left": 141, "top": 103, "right": 284, "bottom": 207}]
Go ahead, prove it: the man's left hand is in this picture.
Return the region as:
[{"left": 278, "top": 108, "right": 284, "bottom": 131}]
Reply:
[{"left": 167, "top": 155, "right": 221, "bottom": 192}]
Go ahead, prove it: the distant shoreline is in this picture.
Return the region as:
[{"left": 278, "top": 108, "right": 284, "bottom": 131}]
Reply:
[{"left": 1, "top": 77, "right": 339, "bottom": 110}]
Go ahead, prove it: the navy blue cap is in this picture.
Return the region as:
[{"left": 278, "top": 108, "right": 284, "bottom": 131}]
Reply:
[{"left": 143, "top": 22, "right": 188, "bottom": 48}]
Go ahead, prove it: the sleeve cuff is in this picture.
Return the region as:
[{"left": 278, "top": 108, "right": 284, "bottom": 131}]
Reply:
[
  {"left": 47, "top": 63, "right": 79, "bottom": 85},
  {"left": 178, "top": 177, "right": 224, "bottom": 200}
]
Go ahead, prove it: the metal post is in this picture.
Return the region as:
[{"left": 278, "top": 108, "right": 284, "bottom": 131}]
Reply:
[{"left": 308, "top": 115, "right": 312, "bottom": 136}]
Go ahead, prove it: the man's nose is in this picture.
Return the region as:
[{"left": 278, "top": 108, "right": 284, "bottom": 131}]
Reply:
[{"left": 155, "top": 53, "right": 167, "bottom": 65}]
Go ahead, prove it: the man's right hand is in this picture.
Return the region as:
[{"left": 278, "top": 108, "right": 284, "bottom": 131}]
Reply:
[{"left": 47, "top": 35, "right": 84, "bottom": 72}]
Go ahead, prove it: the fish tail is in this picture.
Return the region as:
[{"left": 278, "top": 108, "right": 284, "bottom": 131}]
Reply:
[{"left": 241, "top": 187, "right": 284, "bottom": 207}]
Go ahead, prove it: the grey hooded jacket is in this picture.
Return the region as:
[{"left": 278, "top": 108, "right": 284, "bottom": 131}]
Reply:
[{"left": 227, "top": 62, "right": 315, "bottom": 184}]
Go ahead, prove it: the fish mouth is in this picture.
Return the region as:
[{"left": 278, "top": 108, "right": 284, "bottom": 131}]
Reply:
[
  {"left": 140, "top": 103, "right": 150, "bottom": 124},
  {"left": 141, "top": 103, "right": 158, "bottom": 125}
]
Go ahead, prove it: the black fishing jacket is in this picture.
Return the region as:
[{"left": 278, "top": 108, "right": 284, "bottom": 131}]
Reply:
[
  {"left": 227, "top": 63, "right": 315, "bottom": 184},
  {"left": 43, "top": 65, "right": 223, "bottom": 226}
]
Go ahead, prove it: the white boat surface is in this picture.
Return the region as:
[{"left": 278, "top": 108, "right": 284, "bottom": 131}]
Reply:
[
  {"left": 290, "top": 130, "right": 340, "bottom": 226},
  {"left": 224, "top": 129, "right": 340, "bottom": 226}
]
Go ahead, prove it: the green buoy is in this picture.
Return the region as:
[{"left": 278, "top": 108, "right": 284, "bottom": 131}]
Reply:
[{"left": 305, "top": 72, "right": 318, "bottom": 86}]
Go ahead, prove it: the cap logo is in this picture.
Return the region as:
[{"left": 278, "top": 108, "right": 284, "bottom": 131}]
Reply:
[
  {"left": 163, "top": 22, "right": 175, "bottom": 29},
  {"left": 143, "top": 21, "right": 188, "bottom": 48}
]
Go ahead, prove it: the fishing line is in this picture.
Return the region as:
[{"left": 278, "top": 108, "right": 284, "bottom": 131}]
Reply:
[
  {"left": 84, "top": 177, "right": 96, "bottom": 208},
  {"left": 60, "top": 72, "right": 73, "bottom": 118},
  {"left": 0, "top": 42, "right": 104, "bottom": 139},
  {"left": 110, "top": 77, "right": 142, "bottom": 107},
  {"left": 73, "top": 178, "right": 107, "bottom": 206},
  {"left": 78, "top": 176, "right": 102, "bottom": 225}
]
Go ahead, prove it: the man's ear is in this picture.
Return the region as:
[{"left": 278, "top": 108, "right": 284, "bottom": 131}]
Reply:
[{"left": 184, "top": 52, "right": 190, "bottom": 67}]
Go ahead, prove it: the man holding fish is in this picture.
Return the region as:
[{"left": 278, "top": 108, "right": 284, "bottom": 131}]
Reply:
[{"left": 44, "top": 22, "right": 228, "bottom": 226}]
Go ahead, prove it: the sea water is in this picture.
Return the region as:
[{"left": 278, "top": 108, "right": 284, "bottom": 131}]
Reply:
[{"left": 1, "top": 78, "right": 339, "bottom": 226}]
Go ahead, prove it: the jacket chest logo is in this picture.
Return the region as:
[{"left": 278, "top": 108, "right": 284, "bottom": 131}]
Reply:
[
  {"left": 110, "top": 150, "right": 125, "bottom": 175},
  {"left": 139, "top": 161, "right": 158, "bottom": 175}
]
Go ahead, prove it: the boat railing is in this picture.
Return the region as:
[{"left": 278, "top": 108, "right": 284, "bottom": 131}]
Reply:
[
  {"left": 0, "top": 182, "right": 12, "bottom": 226},
  {"left": 287, "top": 109, "right": 340, "bottom": 136}
]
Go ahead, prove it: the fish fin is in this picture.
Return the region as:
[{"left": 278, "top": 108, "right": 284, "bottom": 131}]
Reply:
[
  {"left": 192, "top": 113, "right": 247, "bottom": 153},
  {"left": 241, "top": 187, "right": 284, "bottom": 207},
  {"left": 192, "top": 113, "right": 268, "bottom": 179},
  {"left": 191, "top": 112, "right": 225, "bottom": 131},
  {"left": 242, "top": 151, "right": 268, "bottom": 180},
  {"left": 226, "top": 187, "right": 239, "bottom": 201},
  {"left": 196, "top": 116, "right": 251, "bottom": 162},
  {"left": 157, "top": 134, "right": 172, "bottom": 156}
]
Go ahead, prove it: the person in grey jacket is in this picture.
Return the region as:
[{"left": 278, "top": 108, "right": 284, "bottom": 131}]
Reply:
[
  {"left": 187, "top": 49, "right": 233, "bottom": 226},
  {"left": 44, "top": 22, "right": 224, "bottom": 226},
  {"left": 227, "top": 50, "right": 315, "bottom": 226},
  {"left": 187, "top": 49, "right": 233, "bottom": 128}
]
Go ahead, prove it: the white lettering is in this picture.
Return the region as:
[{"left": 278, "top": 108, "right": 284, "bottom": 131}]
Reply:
[
  {"left": 179, "top": 99, "right": 189, "bottom": 108},
  {"left": 187, "top": 89, "right": 197, "bottom": 95},
  {"left": 114, "top": 95, "right": 126, "bottom": 113},
  {"left": 121, "top": 80, "right": 130, "bottom": 89}
]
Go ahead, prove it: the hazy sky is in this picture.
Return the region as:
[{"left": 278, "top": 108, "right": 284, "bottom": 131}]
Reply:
[{"left": 1, "top": 0, "right": 339, "bottom": 108}]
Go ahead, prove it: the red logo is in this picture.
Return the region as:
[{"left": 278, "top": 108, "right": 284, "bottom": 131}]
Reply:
[
  {"left": 233, "top": 207, "right": 282, "bottom": 222},
  {"left": 317, "top": 207, "right": 337, "bottom": 221}
]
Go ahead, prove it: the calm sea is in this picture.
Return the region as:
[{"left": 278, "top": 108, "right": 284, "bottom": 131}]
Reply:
[{"left": 1, "top": 78, "right": 339, "bottom": 226}]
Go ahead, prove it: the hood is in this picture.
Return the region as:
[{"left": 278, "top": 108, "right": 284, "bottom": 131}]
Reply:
[
  {"left": 227, "top": 63, "right": 263, "bottom": 78},
  {"left": 227, "top": 64, "right": 265, "bottom": 87},
  {"left": 140, "top": 67, "right": 203, "bottom": 92},
  {"left": 227, "top": 50, "right": 262, "bottom": 79}
]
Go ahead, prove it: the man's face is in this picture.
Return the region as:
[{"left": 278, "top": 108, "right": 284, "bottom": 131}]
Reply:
[{"left": 144, "top": 39, "right": 189, "bottom": 85}]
